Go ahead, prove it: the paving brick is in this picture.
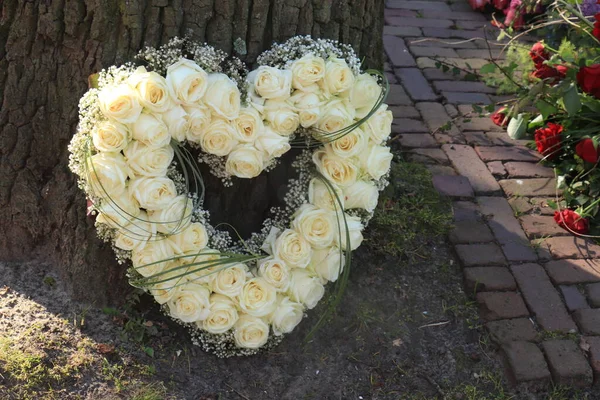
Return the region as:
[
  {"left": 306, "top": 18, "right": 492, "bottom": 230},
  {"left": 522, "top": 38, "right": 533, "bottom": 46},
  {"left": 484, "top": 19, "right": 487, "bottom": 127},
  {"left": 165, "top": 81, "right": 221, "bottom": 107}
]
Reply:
[
  {"left": 465, "top": 131, "right": 492, "bottom": 146},
  {"left": 511, "top": 263, "right": 577, "bottom": 333},
  {"left": 408, "top": 148, "right": 450, "bottom": 165},
  {"left": 434, "top": 131, "right": 466, "bottom": 145},
  {"left": 475, "top": 146, "right": 541, "bottom": 161},
  {"left": 573, "top": 309, "right": 600, "bottom": 335},
  {"left": 384, "top": 36, "right": 417, "bottom": 67},
  {"left": 464, "top": 266, "right": 517, "bottom": 292},
  {"left": 385, "top": 71, "right": 398, "bottom": 84},
  {"left": 409, "top": 46, "right": 460, "bottom": 59},
  {"left": 543, "top": 237, "right": 600, "bottom": 259},
  {"left": 559, "top": 285, "right": 590, "bottom": 312},
  {"left": 502, "top": 341, "right": 552, "bottom": 384},
  {"left": 476, "top": 292, "right": 529, "bottom": 320},
  {"left": 456, "top": 48, "right": 506, "bottom": 59},
  {"left": 485, "top": 131, "right": 528, "bottom": 147},
  {"left": 455, "top": 20, "right": 489, "bottom": 30},
  {"left": 426, "top": 165, "right": 457, "bottom": 176},
  {"left": 395, "top": 68, "right": 438, "bottom": 101},
  {"left": 542, "top": 340, "right": 593, "bottom": 387},
  {"left": 583, "top": 336, "right": 600, "bottom": 381},
  {"left": 546, "top": 259, "right": 600, "bottom": 284},
  {"left": 450, "top": 1, "right": 477, "bottom": 11},
  {"left": 422, "top": 27, "right": 485, "bottom": 39},
  {"left": 504, "top": 162, "right": 554, "bottom": 178},
  {"left": 443, "top": 91, "right": 492, "bottom": 104},
  {"left": 455, "top": 243, "right": 506, "bottom": 266},
  {"left": 406, "top": 37, "right": 478, "bottom": 49},
  {"left": 433, "top": 80, "right": 497, "bottom": 93},
  {"left": 415, "top": 102, "right": 455, "bottom": 132},
  {"left": 432, "top": 175, "right": 474, "bottom": 198},
  {"left": 397, "top": 134, "right": 437, "bottom": 148},
  {"left": 385, "top": 8, "right": 418, "bottom": 17},
  {"left": 586, "top": 283, "right": 600, "bottom": 307},
  {"left": 450, "top": 220, "right": 494, "bottom": 244},
  {"left": 452, "top": 201, "right": 482, "bottom": 222},
  {"left": 508, "top": 197, "right": 557, "bottom": 216},
  {"left": 383, "top": 26, "right": 423, "bottom": 37},
  {"left": 386, "top": 0, "right": 452, "bottom": 11},
  {"left": 386, "top": 16, "right": 454, "bottom": 28},
  {"left": 445, "top": 104, "right": 459, "bottom": 117},
  {"left": 392, "top": 118, "right": 429, "bottom": 133},
  {"left": 458, "top": 118, "right": 505, "bottom": 132},
  {"left": 477, "top": 196, "right": 537, "bottom": 262},
  {"left": 421, "top": 10, "right": 488, "bottom": 21},
  {"left": 422, "top": 67, "right": 469, "bottom": 81},
  {"left": 486, "top": 318, "right": 538, "bottom": 343},
  {"left": 442, "top": 144, "right": 501, "bottom": 195},
  {"left": 499, "top": 178, "right": 558, "bottom": 197},
  {"left": 386, "top": 84, "right": 413, "bottom": 105},
  {"left": 487, "top": 161, "right": 506, "bottom": 177},
  {"left": 520, "top": 215, "right": 568, "bottom": 239},
  {"left": 389, "top": 105, "right": 421, "bottom": 119}
]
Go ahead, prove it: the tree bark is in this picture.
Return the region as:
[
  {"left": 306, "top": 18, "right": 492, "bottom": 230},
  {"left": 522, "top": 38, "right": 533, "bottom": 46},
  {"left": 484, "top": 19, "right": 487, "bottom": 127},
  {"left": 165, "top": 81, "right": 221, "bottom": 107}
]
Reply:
[{"left": 0, "top": 0, "right": 383, "bottom": 305}]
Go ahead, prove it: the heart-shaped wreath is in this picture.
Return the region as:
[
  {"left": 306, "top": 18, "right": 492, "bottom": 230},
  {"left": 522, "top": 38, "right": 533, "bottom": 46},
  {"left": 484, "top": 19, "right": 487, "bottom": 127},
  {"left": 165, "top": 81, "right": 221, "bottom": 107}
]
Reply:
[{"left": 68, "top": 36, "right": 393, "bottom": 357}]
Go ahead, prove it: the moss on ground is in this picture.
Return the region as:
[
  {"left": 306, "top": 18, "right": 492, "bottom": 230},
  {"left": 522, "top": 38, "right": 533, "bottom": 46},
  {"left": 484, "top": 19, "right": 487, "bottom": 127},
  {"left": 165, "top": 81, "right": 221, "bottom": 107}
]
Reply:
[{"left": 367, "top": 161, "right": 453, "bottom": 260}]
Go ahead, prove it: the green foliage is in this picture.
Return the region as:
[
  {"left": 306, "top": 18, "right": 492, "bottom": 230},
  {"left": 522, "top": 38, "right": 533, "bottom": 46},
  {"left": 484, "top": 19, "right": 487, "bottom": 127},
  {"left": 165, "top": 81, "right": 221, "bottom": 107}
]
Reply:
[
  {"left": 367, "top": 162, "right": 452, "bottom": 260},
  {"left": 482, "top": 44, "right": 534, "bottom": 94}
]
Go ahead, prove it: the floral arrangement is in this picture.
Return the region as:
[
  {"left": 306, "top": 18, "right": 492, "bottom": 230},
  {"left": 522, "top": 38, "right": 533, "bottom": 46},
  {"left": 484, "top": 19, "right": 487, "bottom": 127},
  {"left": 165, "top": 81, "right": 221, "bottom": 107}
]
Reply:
[
  {"left": 484, "top": 1, "right": 600, "bottom": 236},
  {"left": 68, "top": 37, "right": 393, "bottom": 356}
]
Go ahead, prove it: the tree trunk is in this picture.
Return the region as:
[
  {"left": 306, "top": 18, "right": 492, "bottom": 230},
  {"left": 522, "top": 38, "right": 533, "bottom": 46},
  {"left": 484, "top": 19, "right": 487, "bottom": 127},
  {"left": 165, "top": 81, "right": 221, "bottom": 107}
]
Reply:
[{"left": 0, "top": 0, "right": 384, "bottom": 305}]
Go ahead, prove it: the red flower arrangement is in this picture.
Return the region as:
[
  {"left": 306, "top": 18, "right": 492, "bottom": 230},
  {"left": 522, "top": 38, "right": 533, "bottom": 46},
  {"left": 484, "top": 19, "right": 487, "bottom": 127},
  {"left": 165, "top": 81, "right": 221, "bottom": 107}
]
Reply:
[
  {"left": 490, "top": 107, "right": 509, "bottom": 127},
  {"left": 554, "top": 209, "right": 589, "bottom": 235},
  {"left": 577, "top": 65, "right": 600, "bottom": 98},
  {"left": 576, "top": 138, "right": 600, "bottom": 163},
  {"left": 534, "top": 123, "right": 563, "bottom": 159}
]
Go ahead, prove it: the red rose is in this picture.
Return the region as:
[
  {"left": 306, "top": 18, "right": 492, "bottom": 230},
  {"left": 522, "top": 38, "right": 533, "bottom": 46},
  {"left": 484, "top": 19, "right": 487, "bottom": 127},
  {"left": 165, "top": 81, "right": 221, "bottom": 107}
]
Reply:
[
  {"left": 534, "top": 123, "right": 563, "bottom": 159},
  {"left": 577, "top": 64, "right": 600, "bottom": 98},
  {"left": 490, "top": 107, "right": 509, "bottom": 127},
  {"left": 576, "top": 138, "right": 600, "bottom": 163},
  {"left": 594, "top": 14, "right": 600, "bottom": 40},
  {"left": 554, "top": 209, "right": 589, "bottom": 235},
  {"left": 530, "top": 42, "right": 549, "bottom": 67},
  {"left": 531, "top": 65, "right": 561, "bottom": 79},
  {"left": 556, "top": 65, "right": 568, "bottom": 77}
]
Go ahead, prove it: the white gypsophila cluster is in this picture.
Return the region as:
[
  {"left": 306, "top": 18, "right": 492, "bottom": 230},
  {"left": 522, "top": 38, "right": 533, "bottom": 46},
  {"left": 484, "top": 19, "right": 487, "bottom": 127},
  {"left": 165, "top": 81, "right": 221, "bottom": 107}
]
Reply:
[
  {"left": 257, "top": 35, "right": 361, "bottom": 75},
  {"left": 68, "top": 36, "right": 394, "bottom": 357}
]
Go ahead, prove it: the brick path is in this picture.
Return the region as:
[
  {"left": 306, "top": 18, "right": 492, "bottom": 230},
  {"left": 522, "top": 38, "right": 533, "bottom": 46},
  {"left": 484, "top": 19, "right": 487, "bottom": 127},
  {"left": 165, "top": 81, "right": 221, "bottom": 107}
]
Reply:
[{"left": 384, "top": 0, "right": 600, "bottom": 389}]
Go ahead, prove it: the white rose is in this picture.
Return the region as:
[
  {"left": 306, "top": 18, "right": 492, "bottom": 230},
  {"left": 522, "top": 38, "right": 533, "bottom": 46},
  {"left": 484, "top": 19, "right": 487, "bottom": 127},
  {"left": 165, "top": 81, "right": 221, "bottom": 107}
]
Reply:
[
  {"left": 225, "top": 146, "right": 265, "bottom": 179},
  {"left": 290, "top": 54, "right": 326, "bottom": 90},
  {"left": 312, "top": 148, "right": 358, "bottom": 187},
  {"left": 327, "top": 127, "right": 366, "bottom": 159},
  {"left": 114, "top": 212, "right": 157, "bottom": 251},
  {"left": 233, "top": 315, "right": 269, "bottom": 349},
  {"left": 128, "top": 176, "right": 177, "bottom": 211},
  {"left": 86, "top": 152, "right": 128, "bottom": 198},
  {"left": 184, "top": 105, "right": 212, "bottom": 143},
  {"left": 360, "top": 144, "right": 393, "bottom": 180},
  {"left": 166, "top": 58, "right": 208, "bottom": 105},
  {"left": 289, "top": 91, "right": 321, "bottom": 128},
  {"left": 260, "top": 227, "right": 280, "bottom": 255},
  {"left": 147, "top": 195, "right": 193, "bottom": 234},
  {"left": 132, "top": 113, "right": 170, "bottom": 148},
  {"left": 350, "top": 73, "right": 382, "bottom": 118},
  {"left": 168, "top": 222, "right": 209, "bottom": 253},
  {"left": 334, "top": 213, "right": 364, "bottom": 251},
  {"left": 147, "top": 266, "right": 184, "bottom": 305},
  {"left": 238, "top": 277, "right": 277, "bottom": 317},
  {"left": 95, "top": 192, "right": 141, "bottom": 230},
  {"left": 92, "top": 120, "right": 130, "bottom": 152},
  {"left": 233, "top": 107, "right": 264, "bottom": 143},
  {"left": 291, "top": 204, "right": 336, "bottom": 249},
  {"left": 288, "top": 269, "right": 325, "bottom": 309},
  {"left": 167, "top": 282, "right": 211, "bottom": 322},
  {"left": 274, "top": 229, "right": 312, "bottom": 269},
  {"left": 199, "top": 118, "right": 238, "bottom": 156},
  {"left": 308, "top": 178, "right": 345, "bottom": 211},
  {"left": 248, "top": 66, "right": 292, "bottom": 100},
  {"left": 343, "top": 180, "right": 379, "bottom": 213},
  {"left": 308, "top": 246, "right": 345, "bottom": 283},
  {"left": 211, "top": 263, "right": 250, "bottom": 297},
  {"left": 128, "top": 66, "right": 172, "bottom": 113},
  {"left": 98, "top": 83, "right": 142, "bottom": 123},
  {"left": 204, "top": 73, "right": 241, "bottom": 120},
  {"left": 201, "top": 294, "right": 239, "bottom": 334},
  {"left": 322, "top": 57, "right": 355, "bottom": 95},
  {"left": 269, "top": 295, "right": 304, "bottom": 335},
  {"left": 124, "top": 141, "right": 174, "bottom": 177},
  {"left": 258, "top": 258, "right": 291, "bottom": 292},
  {"left": 176, "top": 249, "right": 222, "bottom": 285},
  {"left": 316, "top": 99, "right": 355, "bottom": 136},
  {"left": 131, "top": 239, "right": 175, "bottom": 277},
  {"left": 254, "top": 127, "right": 291, "bottom": 158},
  {"left": 363, "top": 104, "right": 393, "bottom": 144},
  {"left": 161, "top": 105, "right": 190, "bottom": 142},
  {"left": 264, "top": 100, "right": 300, "bottom": 136}
]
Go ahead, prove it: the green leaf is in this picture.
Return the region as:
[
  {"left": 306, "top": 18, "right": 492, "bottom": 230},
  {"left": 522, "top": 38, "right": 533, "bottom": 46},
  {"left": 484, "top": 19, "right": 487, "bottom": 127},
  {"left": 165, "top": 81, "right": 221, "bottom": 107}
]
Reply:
[
  {"left": 480, "top": 63, "right": 497, "bottom": 74},
  {"left": 528, "top": 114, "right": 544, "bottom": 129},
  {"left": 547, "top": 199, "right": 558, "bottom": 210},
  {"left": 535, "top": 100, "right": 557, "bottom": 120},
  {"left": 562, "top": 84, "right": 582, "bottom": 116},
  {"left": 507, "top": 113, "right": 529, "bottom": 140},
  {"left": 144, "top": 347, "right": 155, "bottom": 358},
  {"left": 464, "top": 73, "right": 478, "bottom": 81},
  {"left": 88, "top": 73, "right": 99, "bottom": 89}
]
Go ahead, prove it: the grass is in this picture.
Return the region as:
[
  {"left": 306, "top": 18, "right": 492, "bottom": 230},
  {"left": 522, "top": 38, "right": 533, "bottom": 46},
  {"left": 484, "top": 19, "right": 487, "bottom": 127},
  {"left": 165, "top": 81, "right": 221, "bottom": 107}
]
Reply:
[{"left": 367, "top": 161, "right": 453, "bottom": 260}]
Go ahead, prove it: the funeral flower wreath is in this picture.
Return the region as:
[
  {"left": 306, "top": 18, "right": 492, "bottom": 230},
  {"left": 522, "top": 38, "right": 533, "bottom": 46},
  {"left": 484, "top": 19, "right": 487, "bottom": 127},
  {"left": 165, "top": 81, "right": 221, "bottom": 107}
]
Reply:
[{"left": 68, "top": 36, "right": 393, "bottom": 357}]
